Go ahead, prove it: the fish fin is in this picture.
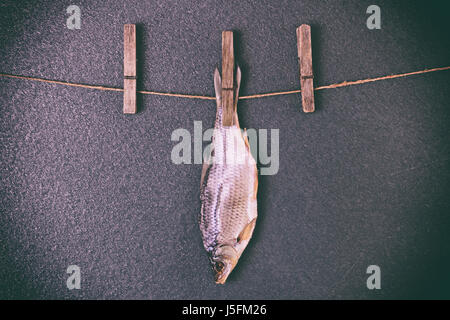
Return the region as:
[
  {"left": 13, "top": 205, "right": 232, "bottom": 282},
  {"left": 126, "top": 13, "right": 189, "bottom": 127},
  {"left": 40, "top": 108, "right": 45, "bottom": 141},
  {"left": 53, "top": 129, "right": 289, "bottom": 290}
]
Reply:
[
  {"left": 242, "top": 128, "right": 250, "bottom": 149},
  {"left": 200, "top": 162, "right": 209, "bottom": 189},
  {"left": 233, "top": 114, "right": 240, "bottom": 128},
  {"left": 200, "top": 151, "right": 212, "bottom": 192},
  {"left": 214, "top": 68, "right": 222, "bottom": 109},
  {"left": 237, "top": 218, "right": 257, "bottom": 243},
  {"left": 233, "top": 66, "right": 242, "bottom": 128},
  {"left": 253, "top": 168, "right": 258, "bottom": 200}
]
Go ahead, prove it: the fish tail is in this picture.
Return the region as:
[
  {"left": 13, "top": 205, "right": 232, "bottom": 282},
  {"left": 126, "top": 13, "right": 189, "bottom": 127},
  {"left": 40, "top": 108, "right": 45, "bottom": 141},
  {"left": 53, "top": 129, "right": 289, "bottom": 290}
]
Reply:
[{"left": 213, "top": 66, "right": 242, "bottom": 128}]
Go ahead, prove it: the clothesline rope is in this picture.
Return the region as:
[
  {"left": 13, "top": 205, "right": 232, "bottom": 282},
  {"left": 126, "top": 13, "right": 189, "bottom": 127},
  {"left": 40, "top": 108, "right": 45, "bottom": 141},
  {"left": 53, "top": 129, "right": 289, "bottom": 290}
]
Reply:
[{"left": 1, "top": 66, "right": 449, "bottom": 101}]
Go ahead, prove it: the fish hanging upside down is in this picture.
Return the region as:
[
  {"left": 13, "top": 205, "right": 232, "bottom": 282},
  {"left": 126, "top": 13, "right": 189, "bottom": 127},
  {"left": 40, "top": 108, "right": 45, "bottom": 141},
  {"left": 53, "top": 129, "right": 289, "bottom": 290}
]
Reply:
[{"left": 199, "top": 67, "right": 258, "bottom": 284}]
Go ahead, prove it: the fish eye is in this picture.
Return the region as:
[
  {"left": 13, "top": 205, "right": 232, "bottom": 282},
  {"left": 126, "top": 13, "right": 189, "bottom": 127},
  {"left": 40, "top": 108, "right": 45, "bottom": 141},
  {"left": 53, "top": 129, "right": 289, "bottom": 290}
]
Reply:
[{"left": 214, "top": 261, "right": 224, "bottom": 272}]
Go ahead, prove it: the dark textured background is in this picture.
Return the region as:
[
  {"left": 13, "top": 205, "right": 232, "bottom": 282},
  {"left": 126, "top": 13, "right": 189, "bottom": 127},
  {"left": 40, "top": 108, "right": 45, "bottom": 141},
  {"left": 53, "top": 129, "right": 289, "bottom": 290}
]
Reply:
[{"left": 0, "top": 0, "right": 449, "bottom": 299}]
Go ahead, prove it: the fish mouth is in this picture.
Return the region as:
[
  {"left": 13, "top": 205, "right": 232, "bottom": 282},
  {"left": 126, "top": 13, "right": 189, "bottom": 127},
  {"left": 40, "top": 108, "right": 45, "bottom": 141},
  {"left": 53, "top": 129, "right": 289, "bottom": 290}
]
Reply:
[{"left": 215, "top": 274, "right": 229, "bottom": 285}]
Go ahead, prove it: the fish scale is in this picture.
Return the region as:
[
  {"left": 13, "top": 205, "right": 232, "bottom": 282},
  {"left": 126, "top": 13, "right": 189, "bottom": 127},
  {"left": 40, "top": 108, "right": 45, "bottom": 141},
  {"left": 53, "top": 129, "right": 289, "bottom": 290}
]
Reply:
[
  {"left": 201, "top": 128, "right": 254, "bottom": 246},
  {"left": 199, "top": 68, "right": 258, "bottom": 284}
]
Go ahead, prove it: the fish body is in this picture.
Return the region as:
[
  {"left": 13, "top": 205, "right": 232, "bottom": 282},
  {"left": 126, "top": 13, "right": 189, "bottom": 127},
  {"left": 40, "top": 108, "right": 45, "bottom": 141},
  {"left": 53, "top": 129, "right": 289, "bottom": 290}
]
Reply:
[{"left": 199, "top": 67, "right": 258, "bottom": 284}]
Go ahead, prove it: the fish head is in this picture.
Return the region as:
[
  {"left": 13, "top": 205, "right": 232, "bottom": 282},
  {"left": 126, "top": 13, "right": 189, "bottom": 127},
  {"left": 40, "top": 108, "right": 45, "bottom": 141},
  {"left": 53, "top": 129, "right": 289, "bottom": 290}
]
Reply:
[{"left": 211, "top": 245, "right": 238, "bottom": 284}]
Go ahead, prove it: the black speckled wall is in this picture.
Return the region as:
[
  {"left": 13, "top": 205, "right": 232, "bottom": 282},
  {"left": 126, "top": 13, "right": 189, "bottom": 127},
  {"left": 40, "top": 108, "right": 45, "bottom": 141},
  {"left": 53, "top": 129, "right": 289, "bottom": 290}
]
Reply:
[{"left": 0, "top": 0, "right": 449, "bottom": 299}]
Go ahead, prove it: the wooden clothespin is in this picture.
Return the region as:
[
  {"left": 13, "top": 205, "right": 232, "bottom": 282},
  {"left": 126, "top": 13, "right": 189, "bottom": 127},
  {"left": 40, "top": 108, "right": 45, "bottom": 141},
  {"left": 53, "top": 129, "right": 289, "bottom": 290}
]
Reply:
[
  {"left": 296, "top": 24, "right": 315, "bottom": 113},
  {"left": 124, "top": 24, "right": 136, "bottom": 114},
  {"left": 221, "top": 31, "right": 235, "bottom": 126}
]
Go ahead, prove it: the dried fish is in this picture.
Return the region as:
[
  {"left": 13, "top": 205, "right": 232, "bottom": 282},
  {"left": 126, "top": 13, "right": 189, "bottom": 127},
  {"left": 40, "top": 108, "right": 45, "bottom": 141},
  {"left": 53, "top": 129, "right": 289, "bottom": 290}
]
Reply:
[{"left": 199, "top": 67, "right": 258, "bottom": 284}]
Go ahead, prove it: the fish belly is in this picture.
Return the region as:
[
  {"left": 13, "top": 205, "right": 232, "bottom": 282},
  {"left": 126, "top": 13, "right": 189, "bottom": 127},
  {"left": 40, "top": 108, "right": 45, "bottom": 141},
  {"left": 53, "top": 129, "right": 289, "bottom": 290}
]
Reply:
[{"left": 200, "top": 126, "right": 258, "bottom": 253}]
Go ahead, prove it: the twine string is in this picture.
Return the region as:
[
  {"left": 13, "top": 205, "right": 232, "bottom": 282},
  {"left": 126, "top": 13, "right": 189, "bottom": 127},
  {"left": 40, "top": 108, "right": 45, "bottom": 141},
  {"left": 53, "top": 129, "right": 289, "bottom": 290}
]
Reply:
[{"left": 0, "top": 66, "right": 449, "bottom": 101}]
